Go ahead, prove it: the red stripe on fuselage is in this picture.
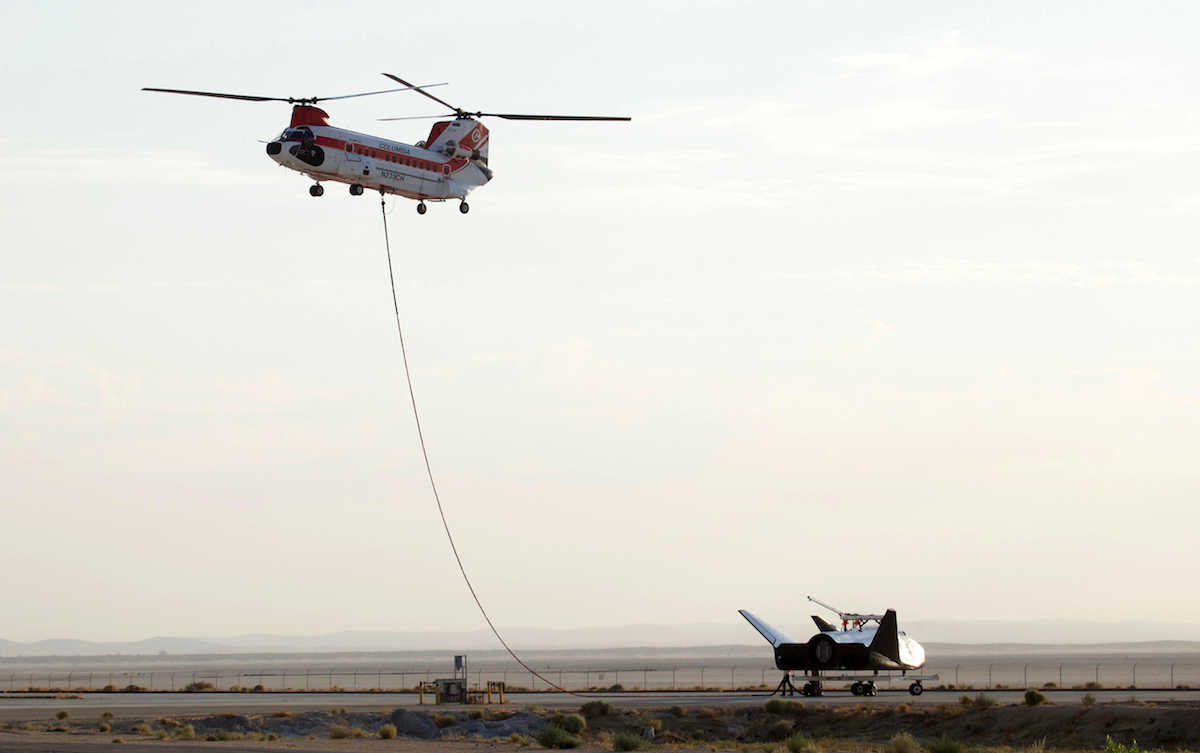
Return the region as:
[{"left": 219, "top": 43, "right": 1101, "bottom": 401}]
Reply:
[{"left": 280, "top": 131, "right": 449, "bottom": 175}]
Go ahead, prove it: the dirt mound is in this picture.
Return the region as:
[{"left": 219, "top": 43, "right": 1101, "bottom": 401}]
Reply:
[
  {"left": 633, "top": 700, "right": 1200, "bottom": 748},
  {"left": 113, "top": 708, "right": 547, "bottom": 741}
]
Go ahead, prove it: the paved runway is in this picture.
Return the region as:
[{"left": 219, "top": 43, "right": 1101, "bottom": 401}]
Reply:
[{"left": 2, "top": 688, "right": 1196, "bottom": 722}]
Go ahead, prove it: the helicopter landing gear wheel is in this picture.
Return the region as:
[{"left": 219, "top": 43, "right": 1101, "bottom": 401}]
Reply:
[
  {"left": 309, "top": 184, "right": 324, "bottom": 197},
  {"left": 349, "top": 183, "right": 364, "bottom": 196},
  {"left": 416, "top": 202, "right": 427, "bottom": 215},
  {"left": 459, "top": 201, "right": 469, "bottom": 214},
  {"left": 908, "top": 681, "right": 924, "bottom": 696}
]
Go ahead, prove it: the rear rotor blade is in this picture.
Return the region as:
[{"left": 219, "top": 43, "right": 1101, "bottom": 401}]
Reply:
[
  {"left": 320, "top": 83, "right": 448, "bottom": 101},
  {"left": 477, "top": 113, "right": 631, "bottom": 121},
  {"left": 142, "top": 87, "right": 290, "bottom": 102},
  {"left": 382, "top": 72, "right": 462, "bottom": 114}
]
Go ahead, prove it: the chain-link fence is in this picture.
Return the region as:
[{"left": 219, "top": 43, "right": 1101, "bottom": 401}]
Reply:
[{"left": 4, "top": 662, "right": 1198, "bottom": 692}]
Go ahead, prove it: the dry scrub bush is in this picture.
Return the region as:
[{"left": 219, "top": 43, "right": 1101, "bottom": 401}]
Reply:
[
  {"left": 1082, "top": 693, "right": 1097, "bottom": 707},
  {"left": 612, "top": 731, "right": 650, "bottom": 751},
  {"left": 928, "top": 735, "right": 963, "bottom": 753},
  {"left": 959, "top": 693, "right": 995, "bottom": 709},
  {"left": 267, "top": 733, "right": 279, "bottom": 741},
  {"left": 536, "top": 724, "right": 581, "bottom": 749},
  {"left": 56, "top": 710, "right": 69, "bottom": 720},
  {"left": 329, "top": 724, "right": 367, "bottom": 739},
  {"left": 549, "top": 713, "right": 587, "bottom": 734},
  {"left": 98, "top": 722, "right": 112, "bottom": 733},
  {"left": 1024, "top": 689, "right": 1047, "bottom": 706},
  {"left": 131, "top": 723, "right": 152, "bottom": 736},
  {"left": 767, "top": 719, "right": 794, "bottom": 741},
  {"left": 379, "top": 723, "right": 398, "bottom": 739},
  {"left": 173, "top": 724, "right": 195, "bottom": 740},
  {"left": 432, "top": 713, "right": 457, "bottom": 728},
  {"left": 786, "top": 732, "right": 818, "bottom": 753},
  {"left": 887, "top": 732, "right": 921, "bottom": 753},
  {"left": 581, "top": 700, "right": 614, "bottom": 718},
  {"left": 1104, "top": 736, "right": 1144, "bottom": 753},
  {"left": 765, "top": 699, "right": 802, "bottom": 715}
]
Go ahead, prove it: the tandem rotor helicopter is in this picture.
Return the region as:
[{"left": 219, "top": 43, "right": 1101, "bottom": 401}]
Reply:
[{"left": 143, "top": 73, "right": 630, "bottom": 214}]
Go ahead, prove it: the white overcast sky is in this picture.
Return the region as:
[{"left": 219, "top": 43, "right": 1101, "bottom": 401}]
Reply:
[{"left": 2, "top": 0, "right": 1199, "bottom": 643}]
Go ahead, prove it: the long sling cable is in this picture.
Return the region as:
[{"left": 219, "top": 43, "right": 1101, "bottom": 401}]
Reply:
[{"left": 378, "top": 195, "right": 584, "bottom": 698}]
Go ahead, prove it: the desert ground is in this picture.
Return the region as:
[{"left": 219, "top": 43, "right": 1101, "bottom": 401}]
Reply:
[{"left": 2, "top": 695, "right": 1198, "bottom": 753}]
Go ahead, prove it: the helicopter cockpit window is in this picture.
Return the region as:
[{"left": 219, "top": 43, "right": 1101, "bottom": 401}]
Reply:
[{"left": 282, "top": 127, "right": 314, "bottom": 142}]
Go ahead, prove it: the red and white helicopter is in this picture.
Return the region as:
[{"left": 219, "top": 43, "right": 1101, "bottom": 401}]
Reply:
[{"left": 143, "top": 73, "right": 630, "bottom": 214}]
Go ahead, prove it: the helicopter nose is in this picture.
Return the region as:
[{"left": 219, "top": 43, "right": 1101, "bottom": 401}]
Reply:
[{"left": 265, "top": 141, "right": 282, "bottom": 156}]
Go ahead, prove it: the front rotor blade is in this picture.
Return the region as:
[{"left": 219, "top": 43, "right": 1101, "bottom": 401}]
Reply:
[
  {"left": 319, "top": 82, "right": 448, "bottom": 102},
  {"left": 479, "top": 113, "right": 632, "bottom": 121},
  {"left": 381, "top": 73, "right": 461, "bottom": 114},
  {"left": 142, "top": 87, "right": 289, "bottom": 102},
  {"left": 377, "top": 113, "right": 456, "bottom": 121}
]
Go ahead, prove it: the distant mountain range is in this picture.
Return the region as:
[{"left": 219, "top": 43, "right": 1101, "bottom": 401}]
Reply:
[{"left": 1, "top": 619, "right": 1198, "bottom": 657}]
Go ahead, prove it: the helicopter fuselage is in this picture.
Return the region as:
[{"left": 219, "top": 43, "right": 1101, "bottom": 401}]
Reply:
[{"left": 265, "top": 106, "right": 492, "bottom": 201}]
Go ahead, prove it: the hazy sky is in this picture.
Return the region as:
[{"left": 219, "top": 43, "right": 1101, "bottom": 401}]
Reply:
[{"left": 3, "top": 1, "right": 1199, "bottom": 644}]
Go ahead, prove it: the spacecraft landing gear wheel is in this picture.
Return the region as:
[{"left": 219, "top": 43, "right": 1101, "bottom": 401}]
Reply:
[
  {"left": 309, "top": 184, "right": 324, "bottom": 197},
  {"left": 801, "top": 680, "right": 823, "bottom": 697},
  {"left": 459, "top": 201, "right": 470, "bottom": 214},
  {"left": 417, "top": 202, "right": 427, "bottom": 215},
  {"left": 908, "top": 681, "right": 924, "bottom": 696},
  {"left": 349, "top": 183, "right": 364, "bottom": 196},
  {"left": 851, "top": 681, "right": 863, "bottom": 696}
]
